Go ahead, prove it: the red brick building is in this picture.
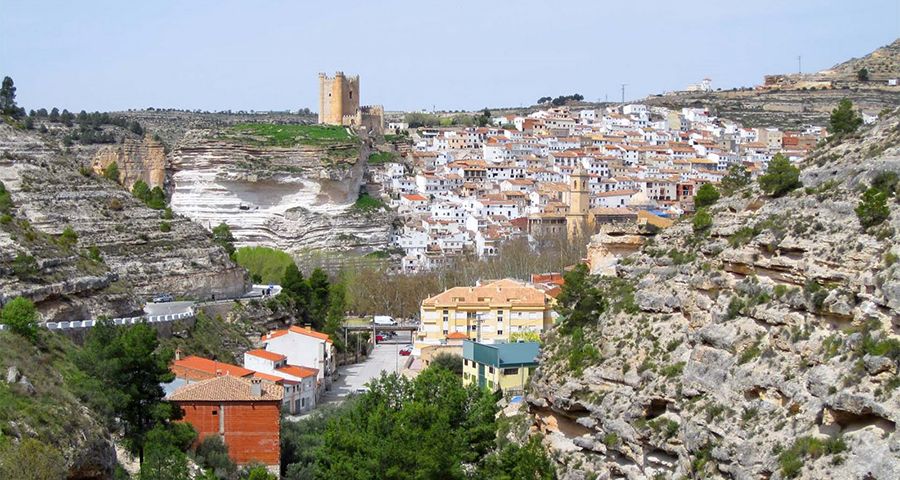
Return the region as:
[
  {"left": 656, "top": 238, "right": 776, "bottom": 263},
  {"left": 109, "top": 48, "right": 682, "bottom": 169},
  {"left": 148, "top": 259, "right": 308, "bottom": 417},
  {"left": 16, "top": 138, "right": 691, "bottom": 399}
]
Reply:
[{"left": 168, "top": 374, "right": 283, "bottom": 470}]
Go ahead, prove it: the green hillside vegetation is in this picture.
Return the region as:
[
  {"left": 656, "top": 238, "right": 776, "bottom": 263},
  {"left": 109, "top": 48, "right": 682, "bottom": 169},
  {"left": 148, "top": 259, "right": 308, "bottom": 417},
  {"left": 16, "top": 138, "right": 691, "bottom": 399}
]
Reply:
[
  {"left": 234, "top": 246, "right": 295, "bottom": 284},
  {"left": 367, "top": 151, "right": 396, "bottom": 165},
  {"left": 227, "top": 123, "right": 355, "bottom": 147}
]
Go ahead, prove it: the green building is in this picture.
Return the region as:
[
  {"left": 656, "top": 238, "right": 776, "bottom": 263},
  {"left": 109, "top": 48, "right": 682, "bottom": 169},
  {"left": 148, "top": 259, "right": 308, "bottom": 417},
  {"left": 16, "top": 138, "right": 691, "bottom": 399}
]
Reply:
[{"left": 462, "top": 340, "right": 540, "bottom": 394}]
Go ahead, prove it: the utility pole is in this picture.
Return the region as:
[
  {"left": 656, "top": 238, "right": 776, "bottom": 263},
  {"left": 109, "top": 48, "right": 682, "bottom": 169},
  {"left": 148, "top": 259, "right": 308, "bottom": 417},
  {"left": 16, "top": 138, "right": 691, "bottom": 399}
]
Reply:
[
  {"left": 797, "top": 55, "right": 802, "bottom": 74},
  {"left": 620, "top": 84, "right": 628, "bottom": 104}
]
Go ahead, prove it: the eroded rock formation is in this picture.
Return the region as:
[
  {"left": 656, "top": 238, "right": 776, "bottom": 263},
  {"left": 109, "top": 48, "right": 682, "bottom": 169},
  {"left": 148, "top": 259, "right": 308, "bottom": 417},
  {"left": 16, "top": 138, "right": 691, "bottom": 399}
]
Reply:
[{"left": 529, "top": 110, "right": 900, "bottom": 479}]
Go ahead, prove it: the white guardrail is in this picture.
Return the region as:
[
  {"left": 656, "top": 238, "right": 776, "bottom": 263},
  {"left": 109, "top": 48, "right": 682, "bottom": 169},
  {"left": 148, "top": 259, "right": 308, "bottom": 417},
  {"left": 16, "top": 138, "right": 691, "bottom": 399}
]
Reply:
[{"left": 0, "top": 308, "right": 195, "bottom": 332}]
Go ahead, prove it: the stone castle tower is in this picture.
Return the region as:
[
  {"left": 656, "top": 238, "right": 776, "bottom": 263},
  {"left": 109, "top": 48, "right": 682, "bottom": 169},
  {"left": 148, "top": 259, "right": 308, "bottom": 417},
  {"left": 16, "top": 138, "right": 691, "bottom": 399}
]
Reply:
[
  {"left": 566, "top": 166, "right": 592, "bottom": 242},
  {"left": 317, "top": 71, "right": 384, "bottom": 135},
  {"left": 318, "top": 72, "right": 360, "bottom": 125}
]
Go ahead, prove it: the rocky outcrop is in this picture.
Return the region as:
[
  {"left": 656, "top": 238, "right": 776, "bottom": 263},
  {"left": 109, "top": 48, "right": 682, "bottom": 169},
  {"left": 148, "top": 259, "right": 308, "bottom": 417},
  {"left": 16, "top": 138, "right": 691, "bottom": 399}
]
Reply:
[
  {"left": 529, "top": 110, "right": 900, "bottom": 479},
  {"left": 0, "top": 123, "right": 247, "bottom": 319},
  {"left": 169, "top": 129, "right": 394, "bottom": 254},
  {"left": 91, "top": 135, "right": 167, "bottom": 189}
]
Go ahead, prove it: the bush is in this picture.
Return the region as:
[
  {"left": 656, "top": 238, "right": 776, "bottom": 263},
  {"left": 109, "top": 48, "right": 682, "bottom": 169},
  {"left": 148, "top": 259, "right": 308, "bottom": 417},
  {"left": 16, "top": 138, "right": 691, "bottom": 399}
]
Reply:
[
  {"left": 58, "top": 226, "right": 78, "bottom": 249},
  {"left": 0, "top": 180, "right": 12, "bottom": 214},
  {"left": 102, "top": 162, "right": 120, "bottom": 182},
  {"left": 0, "top": 296, "right": 39, "bottom": 341},
  {"left": 194, "top": 435, "right": 236, "bottom": 479},
  {"left": 212, "top": 222, "right": 235, "bottom": 256},
  {"left": 12, "top": 252, "right": 38, "bottom": 279},
  {"left": 0, "top": 438, "right": 67, "bottom": 480},
  {"left": 856, "top": 187, "right": 890, "bottom": 229},
  {"left": 692, "top": 208, "right": 713, "bottom": 234},
  {"left": 694, "top": 184, "right": 720, "bottom": 208},
  {"left": 159, "top": 221, "right": 171, "bottom": 232},
  {"left": 759, "top": 154, "right": 801, "bottom": 197},
  {"left": 87, "top": 245, "right": 103, "bottom": 263},
  {"left": 429, "top": 352, "right": 463, "bottom": 375}
]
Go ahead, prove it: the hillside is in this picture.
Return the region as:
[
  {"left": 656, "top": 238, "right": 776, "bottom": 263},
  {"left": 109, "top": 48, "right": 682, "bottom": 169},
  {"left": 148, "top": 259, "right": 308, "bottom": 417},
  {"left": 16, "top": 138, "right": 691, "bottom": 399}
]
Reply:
[
  {"left": 528, "top": 110, "right": 900, "bottom": 479},
  {"left": 643, "top": 39, "right": 900, "bottom": 128},
  {"left": 0, "top": 122, "right": 247, "bottom": 319}
]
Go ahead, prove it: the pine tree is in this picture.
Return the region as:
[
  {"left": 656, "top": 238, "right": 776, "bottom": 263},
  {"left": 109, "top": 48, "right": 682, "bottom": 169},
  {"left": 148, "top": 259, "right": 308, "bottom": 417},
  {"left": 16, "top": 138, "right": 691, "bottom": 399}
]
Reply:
[
  {"left": 829, "top": 99, "right": 863, "bottom": 137},
  {"left": 0, "top": 76, "right": 18, "bottom": 116},
  {"left": 758, "top": 153, "right": 801, "bottom": 197}
]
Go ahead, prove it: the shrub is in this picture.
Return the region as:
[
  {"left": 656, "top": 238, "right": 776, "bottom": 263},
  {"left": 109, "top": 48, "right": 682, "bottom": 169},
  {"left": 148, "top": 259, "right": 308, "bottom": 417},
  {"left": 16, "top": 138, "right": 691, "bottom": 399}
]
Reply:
[
  {"left": 102, "top": 162, "right": 120, "bottom": 182},
  {"left": 352, "top": 193, "right": 386, "bottom": 213},
  {"left": 829, "top": 99, "right": 863, "bottom": 137},
  {"left": 694, "top": 184, "right": 720, "bottom": 208},
  {"left": 0, "top": 180, "right": 12, "bottom": 214},
  {"left": 0, "top": 296, "right": 39, "bottom": 341},
  {"left": 692, "top": 208, "right": 713, "bottom": 233},
  {"left": 759, "top": 153, "right": 801, "bottom": 197},
  {"left": 159, "top": 221, "right": 171, "bottom": 232},
  {"left": 660, "top": 361, "right": 685, "bottom": 378},
  {"left": 87, "top": 245, "right": 103, "bottom": 263},
  {"left": 720, "top": 164, "right": 751, "bottom": 195},
  {"left": 58, "top": 226, "right": 78, "bottom": 249},
  {"left": 12, "top": 252, "right": 38, "bottom": 278},
  {"left": 855, "top": 187, "right": 890, "bottom": 229}
]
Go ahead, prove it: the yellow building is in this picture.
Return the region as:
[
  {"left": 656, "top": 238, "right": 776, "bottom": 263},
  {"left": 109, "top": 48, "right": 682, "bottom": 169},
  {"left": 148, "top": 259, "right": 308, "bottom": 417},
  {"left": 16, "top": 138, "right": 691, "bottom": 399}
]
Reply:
[
  {"left": 566, "top": 166, "right": 592, "bottom": 242},
  {"left": 417, "top": 279, "right": 553, "bottom": 351},
  {"left": 462, "top": 340, "right": 540, "bottom": 394}
]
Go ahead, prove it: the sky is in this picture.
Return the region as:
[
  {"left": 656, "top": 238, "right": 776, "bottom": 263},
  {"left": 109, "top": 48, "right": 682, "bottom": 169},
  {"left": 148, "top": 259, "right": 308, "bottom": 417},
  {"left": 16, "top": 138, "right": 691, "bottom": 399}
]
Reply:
[{"left": 1, "top": 0, "right": 898, "bottom": 113}]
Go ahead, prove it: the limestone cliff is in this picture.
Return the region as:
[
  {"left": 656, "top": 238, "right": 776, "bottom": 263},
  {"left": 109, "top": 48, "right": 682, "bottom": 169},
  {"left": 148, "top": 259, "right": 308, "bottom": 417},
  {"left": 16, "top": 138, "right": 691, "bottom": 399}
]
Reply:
[
  {"left": 169, "top": 129, "right": 394, "bottom": 254},
  {"left": 91, "top": 135, "right": 167, "bottom": 189},
  {"left": 0, "top": 124, "right": 247, "bottom": 320},
  {"left": 529, "top": 110, "right": 900, "bottom": 479}
]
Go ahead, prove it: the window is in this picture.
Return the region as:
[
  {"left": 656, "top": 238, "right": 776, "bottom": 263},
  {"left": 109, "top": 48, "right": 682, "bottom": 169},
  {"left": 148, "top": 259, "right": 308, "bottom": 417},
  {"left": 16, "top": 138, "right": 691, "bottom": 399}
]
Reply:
[
  {"left": 301, "top": 398, "right": 306, "bottom": 408},
  {"left": 212, "top": 410, "right": 218, "bottom": 416},
  {"left": 497, "top": 330, "right": 503, "bottom": 336},
  {"left": 443, "top": 329, "right": 448, "bottom": 335},
  {"left": 503, "top": 368, "right": 519, "bottom": 375},
  {"left": 488, "top": 366, "right": 494, "bottom": 374}
]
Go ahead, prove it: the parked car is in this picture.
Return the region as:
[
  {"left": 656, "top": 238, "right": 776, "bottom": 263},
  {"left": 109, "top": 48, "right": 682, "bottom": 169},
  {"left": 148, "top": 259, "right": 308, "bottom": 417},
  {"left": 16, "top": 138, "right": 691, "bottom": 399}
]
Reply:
[
  {"left": 375, "top": 334, "right": 385, "bottom": 343},
  {"left": 399, "top": 345, "right": 413, "bottom": 356},
  {"left": 152, "top": 293, "right": 174, "bottom": 303}
]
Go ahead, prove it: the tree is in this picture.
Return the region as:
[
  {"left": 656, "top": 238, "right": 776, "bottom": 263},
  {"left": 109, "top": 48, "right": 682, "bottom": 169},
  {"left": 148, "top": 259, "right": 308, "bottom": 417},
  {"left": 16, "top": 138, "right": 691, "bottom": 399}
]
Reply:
[
  {"left": 139, "top": 425, "right": 192, "bottom": 480},
  {"left": 856, "top": 187, "right": 890, "bottom": 229},
  {"left": 194, "top": 435, "right": 237, "bottom": 479},
  {"left": 74, "top": 321, "right": 175, "bottom": 463},
  {"left": 0, "top": 76, "right": 20, "bottom": 117},
  {"left": 555, "top": 263, "right": 606, "bottom": 331},
  {"left": 719, "top": 164, "right": 751, "bottom": 195},
  {"left": 694, "top": 183, "right": 720, "bottom": 208},
  {"left": 132, "top": 180, "right": 151, "bottom": 202},
  {"left": 212, "top": 222, "right": 236, "bottom": 256},
  {"left": 307, "top": 268, "right": 331, "bottom": 330},
  {"left": 857, "top": 67, "right": 869, "bottom": 82},
  {"left": 0, "top": 438, "right": 67, "bottom": 480},
  {"left": 103, "top": 162, "right": 121, "bottom": 182},
  {"left": 829, "top": 98, "right": 863, "bottom": 137},
  {"left": 0, "top": 296, "right": 39, "bottom": 341},
  {"left": 0, "top": 180, "right": 13, "bottom": 214},
  {"left": 758, "top": 153, "right": 801, "bottom": 197},
  {"left": 692, "top": 208, "right": 713, "bottom": 234},
  {"left": 475, "top": 436, "right": 557, "bottom": 480},
  {"left": 323, "top": 282, "right": 347, "bottom": 352},
  {"left": 146, "top": 186, "right": 167, "bottom": 209},
  {"left": 429, "top": 352, "right": 463, "bottom": 375},
  {"left": 281, "top": 263, "right": 310, "bottom": 322}
]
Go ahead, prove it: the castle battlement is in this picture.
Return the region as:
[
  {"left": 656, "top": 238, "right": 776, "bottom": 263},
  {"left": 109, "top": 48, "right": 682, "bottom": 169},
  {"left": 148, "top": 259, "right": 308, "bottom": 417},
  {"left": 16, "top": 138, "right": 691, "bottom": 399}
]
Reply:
[{"left": 318, "top": 71, "right": 383, "bottom": 136}]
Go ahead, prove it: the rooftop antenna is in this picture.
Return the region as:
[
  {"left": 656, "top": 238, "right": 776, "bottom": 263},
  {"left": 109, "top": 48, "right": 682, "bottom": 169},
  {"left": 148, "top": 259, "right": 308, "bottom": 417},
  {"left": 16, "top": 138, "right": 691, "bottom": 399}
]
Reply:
[{"left": 620, "top": 84, "right": 628, "bottom": 104}]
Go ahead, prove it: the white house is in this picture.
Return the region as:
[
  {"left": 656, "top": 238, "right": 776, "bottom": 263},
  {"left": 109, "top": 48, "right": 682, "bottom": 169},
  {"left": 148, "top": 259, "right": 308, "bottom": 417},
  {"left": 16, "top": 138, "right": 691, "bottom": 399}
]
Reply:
[
  {"left": 260, "top": 326, "right": 336, "bottom": 388},
  {"left": 243, "top": 349, "right": 318, "bottom": 413}
]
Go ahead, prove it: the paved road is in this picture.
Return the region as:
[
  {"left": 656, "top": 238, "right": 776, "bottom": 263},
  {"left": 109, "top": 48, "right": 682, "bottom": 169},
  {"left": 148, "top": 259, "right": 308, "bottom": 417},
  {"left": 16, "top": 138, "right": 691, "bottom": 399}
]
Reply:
[
  {"left": 144, "top": 301, "right": 194, "bottom": 316},
  {"left": 321, "top": 342, "right": 411, "bottom": 403}
]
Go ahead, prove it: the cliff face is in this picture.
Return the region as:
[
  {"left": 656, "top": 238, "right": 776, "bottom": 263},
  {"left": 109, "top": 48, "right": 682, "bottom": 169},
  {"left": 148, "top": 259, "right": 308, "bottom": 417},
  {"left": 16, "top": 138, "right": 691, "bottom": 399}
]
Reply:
[
  {"left": 530, "top": 111, "right": 900, "bottom": 479},
  {"left": 0, "top": 124, "right": 247, "bottom": 319},
  {"left": 169, "top": 129, "right": 394, "bottom": 254},
  {"left": 91, "top": 135, "right": 167, "bottom": 189}
]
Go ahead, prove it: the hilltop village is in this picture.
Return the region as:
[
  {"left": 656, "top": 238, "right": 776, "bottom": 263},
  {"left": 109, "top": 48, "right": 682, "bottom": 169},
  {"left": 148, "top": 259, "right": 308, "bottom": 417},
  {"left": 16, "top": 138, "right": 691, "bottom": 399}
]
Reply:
[{"left": 374, "top": 102, "right": 834, "bottom": 272}]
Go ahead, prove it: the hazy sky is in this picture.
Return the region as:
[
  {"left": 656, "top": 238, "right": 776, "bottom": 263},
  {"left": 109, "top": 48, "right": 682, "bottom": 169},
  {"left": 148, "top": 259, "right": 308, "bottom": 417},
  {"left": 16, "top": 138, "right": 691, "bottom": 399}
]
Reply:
[{"left": 2, "top": 1, "right": 898, "bottom": 113}]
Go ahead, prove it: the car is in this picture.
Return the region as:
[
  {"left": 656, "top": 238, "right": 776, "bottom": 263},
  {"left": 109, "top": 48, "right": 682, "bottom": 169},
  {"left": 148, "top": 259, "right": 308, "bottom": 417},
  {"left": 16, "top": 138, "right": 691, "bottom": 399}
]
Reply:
[
  {"left": 373, "top": 315, "right": 397, "bottom": 326},
  {"left": 152, "top": 293, "right": 174, "bottom": 303},
  {"left": 375, "top": 334, "right": 385, "bottom": 343},
  {"left": 353, "top": 387, "right": 368, "bottom": 395},
  {"left": 399, "top": 345, "right": 413, "bottom": 356}
]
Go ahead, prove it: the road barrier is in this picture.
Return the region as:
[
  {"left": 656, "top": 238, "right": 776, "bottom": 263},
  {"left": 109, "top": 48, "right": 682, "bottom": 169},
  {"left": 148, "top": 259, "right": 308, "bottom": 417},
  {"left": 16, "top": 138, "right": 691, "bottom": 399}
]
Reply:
[{"left": 0, "top": 309, "right": 195, "bottom": 332}]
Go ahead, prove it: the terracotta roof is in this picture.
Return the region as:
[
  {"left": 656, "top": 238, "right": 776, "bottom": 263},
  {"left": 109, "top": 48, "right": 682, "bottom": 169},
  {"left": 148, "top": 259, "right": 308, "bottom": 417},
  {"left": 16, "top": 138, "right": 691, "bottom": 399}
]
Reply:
[
  {"left": 276, "top": 365, "right": 319, "bottom": 379},
  {"left": 262, "top": 326, "right": 333, "bottom": 344},
  {"left": 246, "top": 349, "right": 287, "bottom": 362},
  {"left": 422, "top": 279, "right": 548, "bottom": 309},
  {"left": 446, "top": 332, "right": 469, "bottom": 340},
  {"left": 172, "top": 356, "right": 254, "bottom": 379},
  {"left": 168, "top": 374, "right": 283, "bottom": 402},
  {"left": 402, "top": 194, "right": 428, "bottom": 201},
  {"left": 251, "top": 371, "right": 289, "bottom": 383}
]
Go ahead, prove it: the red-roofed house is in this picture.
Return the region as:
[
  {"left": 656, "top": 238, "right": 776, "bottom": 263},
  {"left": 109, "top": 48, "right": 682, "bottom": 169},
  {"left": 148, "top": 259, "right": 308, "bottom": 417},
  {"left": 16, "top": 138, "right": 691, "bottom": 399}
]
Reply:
[
  {"left": 168, "top": 375, "right": 281, "bottom": 473},
  {"left": 260, "top": 326, "right": 336, "bottom": 388},
  {"left": 171, "top": 353, "right": 254, "bottom": 382},
  {"left": 244, "top": 349, "right": 318, "bottom": 413}
]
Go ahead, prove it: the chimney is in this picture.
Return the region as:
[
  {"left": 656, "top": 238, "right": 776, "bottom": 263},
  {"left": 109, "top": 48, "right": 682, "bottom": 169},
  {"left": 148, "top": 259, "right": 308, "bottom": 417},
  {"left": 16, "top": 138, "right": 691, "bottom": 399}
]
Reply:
[
  {"left": 215, "top": 369, "right": 223, "bottom": 376},
  {"left": 175, "top": 348, "right": 182, "bottom": 361},
  {"left": 250, "top": 378, "right": 262, "bottom": 397}
]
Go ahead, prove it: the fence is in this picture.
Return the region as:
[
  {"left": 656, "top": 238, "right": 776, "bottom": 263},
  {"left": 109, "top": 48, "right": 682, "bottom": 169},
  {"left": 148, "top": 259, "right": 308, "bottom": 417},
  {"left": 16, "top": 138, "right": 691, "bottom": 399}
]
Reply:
[{"left": 0, "top": 309, "right": 195, "bottom": 332}]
